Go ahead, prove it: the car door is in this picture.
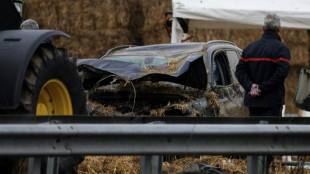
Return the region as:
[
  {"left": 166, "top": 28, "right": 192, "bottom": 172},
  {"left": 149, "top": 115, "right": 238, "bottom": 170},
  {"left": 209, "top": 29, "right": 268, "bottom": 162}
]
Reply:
[{"left": 207, "top": 45, "right": 249, "bottom": 117}]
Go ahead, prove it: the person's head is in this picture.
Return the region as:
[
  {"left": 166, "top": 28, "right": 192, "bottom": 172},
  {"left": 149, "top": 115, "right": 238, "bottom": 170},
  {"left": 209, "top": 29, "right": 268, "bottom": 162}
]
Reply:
[
  {"left": 263, "top": 13, "right": 281, "bottom": 33},
  {"left": 20, "top": 19, "right": 39, "bottom": 30}
]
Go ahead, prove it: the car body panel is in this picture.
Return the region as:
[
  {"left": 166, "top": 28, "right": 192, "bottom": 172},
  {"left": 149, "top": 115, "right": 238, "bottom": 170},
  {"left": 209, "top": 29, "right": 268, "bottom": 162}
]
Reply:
[
  {"left": 77, "top": 41, "right": 248, "bottom": 116},
  {"left": 295, "top": 67, "right": 310, "bottom": 111}
]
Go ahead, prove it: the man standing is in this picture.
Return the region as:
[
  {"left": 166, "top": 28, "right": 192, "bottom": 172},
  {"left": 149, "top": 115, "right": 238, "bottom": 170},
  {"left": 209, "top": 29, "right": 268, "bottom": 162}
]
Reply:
[
  {"left": 20, "top": 18, "right": 39, "bottom": 30},
  {"left": 235, "top": 13, "right": 290, "bottom": 117},
  {"left": 20, "top": 18, "right": 52, "bottom": 44}
]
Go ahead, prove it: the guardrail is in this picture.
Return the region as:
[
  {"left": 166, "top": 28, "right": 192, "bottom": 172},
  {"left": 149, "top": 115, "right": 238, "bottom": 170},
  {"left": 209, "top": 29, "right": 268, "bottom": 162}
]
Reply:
[
  {"left": 0, "top": 116, "right": 309, "bottom": 174},
  {"left": 1, "top": 123, "right": 310, "bottom": 156}
]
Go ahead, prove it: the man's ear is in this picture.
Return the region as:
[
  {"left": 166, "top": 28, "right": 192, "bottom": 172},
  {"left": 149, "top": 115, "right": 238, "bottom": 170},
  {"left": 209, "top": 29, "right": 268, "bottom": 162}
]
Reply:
[
  {"left": 262, "top": 26, "right": 265, "bottom": 31},
  {"left": 277, "top": 26, "right": 281, "bottom": 33}
]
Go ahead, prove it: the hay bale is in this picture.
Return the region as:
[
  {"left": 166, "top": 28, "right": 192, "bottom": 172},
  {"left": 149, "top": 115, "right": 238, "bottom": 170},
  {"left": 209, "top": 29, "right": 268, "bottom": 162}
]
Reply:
[
  {"left": 23, "top": 0, "right": 138, "bottom": 58},
  {"left": 139, "top": 0, "right": 172, "bottom": 45},
  {"left": 281, "top": 29, "right": 309, "bottom": 66},
  {"left": 78, "top": 156, "right": 140, "bottom": 174}
]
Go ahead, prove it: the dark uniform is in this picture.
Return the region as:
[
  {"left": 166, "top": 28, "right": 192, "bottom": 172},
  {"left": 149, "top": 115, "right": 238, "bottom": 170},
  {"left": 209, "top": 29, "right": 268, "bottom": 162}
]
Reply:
[{"left": 235, "top": 30, "right": 290, "bottom": 116}]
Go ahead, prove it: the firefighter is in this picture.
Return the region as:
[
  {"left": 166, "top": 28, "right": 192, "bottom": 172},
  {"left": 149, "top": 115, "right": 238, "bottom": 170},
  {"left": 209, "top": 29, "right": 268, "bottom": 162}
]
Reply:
[{"left": 235, "top": 13, "right": 290, "bottom": 117}]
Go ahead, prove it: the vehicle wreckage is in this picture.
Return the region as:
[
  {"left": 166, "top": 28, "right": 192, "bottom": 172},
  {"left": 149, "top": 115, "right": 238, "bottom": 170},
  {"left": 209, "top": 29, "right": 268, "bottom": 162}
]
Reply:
[{"left": 77, "top": 41, "right": 249, "bottom": 117}]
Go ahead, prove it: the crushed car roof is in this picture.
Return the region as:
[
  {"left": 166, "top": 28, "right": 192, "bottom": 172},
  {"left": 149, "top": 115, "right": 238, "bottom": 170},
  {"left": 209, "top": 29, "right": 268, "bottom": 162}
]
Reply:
[
  {"left": 106, "top": 43, "right": 207, "bottom": 56},
  {"left": 77, "top": 43, "right": 211, "bottom": 89}
]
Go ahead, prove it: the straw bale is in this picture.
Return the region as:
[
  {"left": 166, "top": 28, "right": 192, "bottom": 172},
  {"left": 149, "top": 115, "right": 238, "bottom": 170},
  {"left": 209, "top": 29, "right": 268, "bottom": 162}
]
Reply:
[
  {"left": 23, "top": 0, "right": 137, "bottom": 58},
  {"left": 228, "top": 29, "right": 262, "bottom": 49},
  {"left": 280, "top": 29, "right": 309, "bottom": 66},
  {"left": 191, "top": 29, "right": 232, "bottom": 43},
  {"left": 77, "top": 155, "right": 310, "bottom": 174},
  {"left": 78, "top": 156, "right": 106, "bottom": 174},
  {"left": 139, "top": 0, "right": 172, "bottom": 45},
  {"left": 78, "top": 156, "right": 140, "bottom": 174}
]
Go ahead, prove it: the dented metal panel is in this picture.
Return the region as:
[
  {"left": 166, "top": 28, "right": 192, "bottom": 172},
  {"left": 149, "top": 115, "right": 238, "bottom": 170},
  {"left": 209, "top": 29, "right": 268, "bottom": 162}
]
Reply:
[{"left": 295, "top": 67, "right": 310, "bottom": 111}]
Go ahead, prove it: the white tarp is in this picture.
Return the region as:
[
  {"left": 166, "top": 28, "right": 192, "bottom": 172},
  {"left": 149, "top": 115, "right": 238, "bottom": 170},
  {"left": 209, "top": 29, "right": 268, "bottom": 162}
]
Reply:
[{"left": 172, "top": 0, "right": 310, "bottom": 29}]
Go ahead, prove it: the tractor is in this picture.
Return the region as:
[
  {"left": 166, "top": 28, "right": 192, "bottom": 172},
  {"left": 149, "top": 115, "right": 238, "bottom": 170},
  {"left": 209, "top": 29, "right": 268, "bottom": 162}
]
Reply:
[{"left": 0, "top": 0, "right": 86, "bottom": 173}]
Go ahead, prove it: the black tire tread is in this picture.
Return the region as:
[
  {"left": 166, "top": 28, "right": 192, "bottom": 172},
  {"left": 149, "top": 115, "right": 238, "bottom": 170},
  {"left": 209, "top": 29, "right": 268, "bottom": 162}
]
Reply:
[{"left": 20, "top": 44, "right": 86, "bottom": 115}]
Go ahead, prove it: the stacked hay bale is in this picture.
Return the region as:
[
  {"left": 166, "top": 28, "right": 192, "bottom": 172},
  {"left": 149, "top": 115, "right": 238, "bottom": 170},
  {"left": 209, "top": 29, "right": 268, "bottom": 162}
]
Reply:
[
  {"left": 23, "top": 0, "right": 308, "bottom": 114},
  {"left": 23, "top": 0, "right": 140, "bottom": 58},
  {"left": 23, "top": 0, "right": 171, "bottom": 58}
]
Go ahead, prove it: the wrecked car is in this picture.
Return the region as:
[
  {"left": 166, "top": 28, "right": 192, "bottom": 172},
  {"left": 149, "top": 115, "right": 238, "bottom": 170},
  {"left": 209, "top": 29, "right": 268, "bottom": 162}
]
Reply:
[{"left": 77, "top": 41, "right": 248, "bottom": 116}]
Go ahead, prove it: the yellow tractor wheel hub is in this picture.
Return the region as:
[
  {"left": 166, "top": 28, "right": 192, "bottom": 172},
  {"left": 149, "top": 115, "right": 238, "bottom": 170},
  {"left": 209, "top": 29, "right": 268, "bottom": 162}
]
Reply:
[{"left": 36, "top": 79, "right": 73, "bottom": 116}]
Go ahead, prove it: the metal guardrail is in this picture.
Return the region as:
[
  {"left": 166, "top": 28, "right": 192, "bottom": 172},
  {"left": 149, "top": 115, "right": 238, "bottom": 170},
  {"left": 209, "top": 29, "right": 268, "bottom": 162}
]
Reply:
[
  {"left": 1, "top": 116, "right": 310, "bottom": 174},
  {"left": 1, "top": 115, "right": 310, "bottom": 124},
  {"left": 0, "top": 121, "right": 310, "bottom": 156}
]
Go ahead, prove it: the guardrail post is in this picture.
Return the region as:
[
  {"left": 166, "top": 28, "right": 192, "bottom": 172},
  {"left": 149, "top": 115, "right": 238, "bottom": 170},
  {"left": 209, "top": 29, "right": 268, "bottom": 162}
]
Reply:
[
  {"left": 28, "top": 157, "right": 41, "bottom": 174},
  {"left": 247, "top": 120, "right": 269, "bottom": 174},
  {"left": 46, "top": 157, "right": 59, "bottom": 174},
  {"left": 247, "top": 155, "right": 266, "bottom": 174},
  {"left": 139, "top": 122, "right": 164, "bottom": 174},
  {"left": 140, "top": 155, "right": 163, "bottom": 174}
]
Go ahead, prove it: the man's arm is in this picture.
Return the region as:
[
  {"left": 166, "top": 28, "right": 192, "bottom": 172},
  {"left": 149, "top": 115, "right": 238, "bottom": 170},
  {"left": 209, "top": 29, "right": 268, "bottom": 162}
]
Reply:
[
  {"left": 235, "top": 52, "right": 254, "bottom": 92},
  {"left": 259, "top": 46, "right": 290, "bottom": 93}
]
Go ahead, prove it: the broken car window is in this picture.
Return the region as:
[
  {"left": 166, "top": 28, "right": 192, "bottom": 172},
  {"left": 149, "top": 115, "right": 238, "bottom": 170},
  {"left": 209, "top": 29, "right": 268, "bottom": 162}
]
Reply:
[{"left": 213, "top": 51, "right": 232, "bottom": 86}]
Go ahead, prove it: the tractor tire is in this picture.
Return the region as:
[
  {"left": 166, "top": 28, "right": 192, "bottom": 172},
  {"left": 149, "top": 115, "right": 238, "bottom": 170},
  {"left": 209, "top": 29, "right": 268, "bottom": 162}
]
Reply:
[
  {"left": 1, "top": 44, "right": 86, "bottom": 174},
  {"left": 20, "top": 44, "right": 86, "bottom": 115}
]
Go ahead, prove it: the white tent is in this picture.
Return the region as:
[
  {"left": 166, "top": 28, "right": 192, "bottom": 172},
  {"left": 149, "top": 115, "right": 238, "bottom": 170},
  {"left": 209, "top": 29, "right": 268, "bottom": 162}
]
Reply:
[{"left": 171, "top": 0, "right": 310, "bottom": 42}]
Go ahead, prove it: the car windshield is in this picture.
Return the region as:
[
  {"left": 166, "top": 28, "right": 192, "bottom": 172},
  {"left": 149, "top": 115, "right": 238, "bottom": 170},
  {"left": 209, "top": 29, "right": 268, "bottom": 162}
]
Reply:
[{"left": 103, "top": 54, "right": 190, "bottom": 66}]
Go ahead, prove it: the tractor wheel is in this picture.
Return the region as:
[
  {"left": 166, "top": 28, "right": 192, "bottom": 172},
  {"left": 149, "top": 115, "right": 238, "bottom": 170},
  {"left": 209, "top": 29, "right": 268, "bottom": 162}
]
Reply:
[
  {"left": 10, "top": 44, "right": 86, "bottom": 174},
  {"left": 20, "top": 44, "right": 86, "bottom": 115}
]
